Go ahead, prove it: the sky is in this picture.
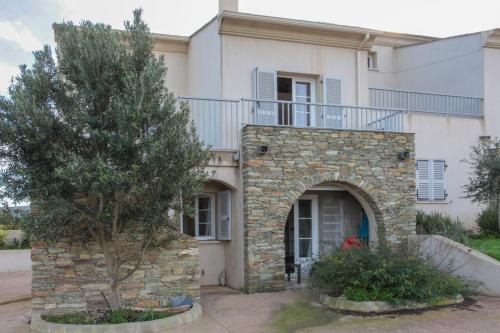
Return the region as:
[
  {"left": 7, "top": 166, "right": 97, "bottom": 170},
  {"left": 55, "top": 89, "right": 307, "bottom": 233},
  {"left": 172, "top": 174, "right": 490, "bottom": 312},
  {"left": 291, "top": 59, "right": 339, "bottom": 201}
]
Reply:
[{"left": 1, "top": 0, "right": 500, "bottom": 96}]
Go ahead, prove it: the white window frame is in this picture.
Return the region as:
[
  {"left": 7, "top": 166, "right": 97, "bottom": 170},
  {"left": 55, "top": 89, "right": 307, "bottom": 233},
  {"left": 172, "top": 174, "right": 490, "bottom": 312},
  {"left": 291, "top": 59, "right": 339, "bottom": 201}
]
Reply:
[
  {"left": 368, "top": 51, "right": 378, "bottom": 70},
  {"left": 181, "top": 194, "right": 216, "bottom": 240},
  {"left": 416, "top": 159, "right": 447, "bottom": 201},
  {"left": 293, "top": 194, "right": 319, "bottom": 264},
  {"left": 277, "top": 75, "right": 317, "bottom": 127}
]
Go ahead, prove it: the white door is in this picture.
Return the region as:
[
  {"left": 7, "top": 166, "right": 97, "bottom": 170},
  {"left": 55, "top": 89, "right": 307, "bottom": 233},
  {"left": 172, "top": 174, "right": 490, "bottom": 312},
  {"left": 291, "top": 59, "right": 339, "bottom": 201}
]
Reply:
[
  {"left": 293, "top": 195, "right": 319, "bottom": 265},
  {"left": 293, "top": 79, "right": 316, "bottom": 127}
]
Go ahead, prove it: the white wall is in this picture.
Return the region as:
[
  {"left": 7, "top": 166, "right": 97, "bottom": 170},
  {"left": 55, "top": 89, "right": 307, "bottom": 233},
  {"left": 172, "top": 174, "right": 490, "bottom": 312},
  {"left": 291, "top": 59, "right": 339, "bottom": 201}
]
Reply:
[
  {"left": 221, "top": 34, "right": 363, "bottom": 105},
  {"left": 187, "top": 19, "right": 221, "bottom": 98},
  {"left": 367, "top": 45, "right": 397, "bottom": 89},
  {"left": 483, "top": 47, "right": 500, "bottom": 137},
  {"left": 407, "top": 113, "right": 486, "bottom": 227},
  {"left": 410, "top": 235, "right": 500, "bottom": 297},
  {"left": 154, "top": 50, "right": 188, "bottom": 97},
  {"left": 0, "top": 250, "right": 31, "bottom": 272},
  {"left": 394, "top": 34, "right": 484, "bottom": 97}
]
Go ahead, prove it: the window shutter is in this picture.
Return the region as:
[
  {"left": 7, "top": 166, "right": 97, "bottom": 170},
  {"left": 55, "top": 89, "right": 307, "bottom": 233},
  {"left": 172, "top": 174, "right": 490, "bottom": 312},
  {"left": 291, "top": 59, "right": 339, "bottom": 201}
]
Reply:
[
  {"left": 416, "top": 160, "right": 430, "bottom": 200},
  {"left": 432, "top": 160, "right": 446, "bottom": 200},
  {"left": 322, "top": 77, "right": 343, "bottom": 129},
  {"left": 217, "top": 190, "right": 232, "bottom": 240},
  {"left": 253, "top": 68, "right": 277, "bottom": 125}
]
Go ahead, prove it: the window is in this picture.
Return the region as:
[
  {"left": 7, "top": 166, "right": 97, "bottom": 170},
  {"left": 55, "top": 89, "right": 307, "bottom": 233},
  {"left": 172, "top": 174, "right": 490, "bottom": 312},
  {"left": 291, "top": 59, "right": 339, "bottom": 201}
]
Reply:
[
  {"left": 181, "top": 191, "right": 232, "bottom": 241},
  {"left": 182, "top": 195, "right": 215, "bottom": 240},
  {"left": 368, "top": 52, "right": 378, "bottom": 70},
  {"left": 416, "top": 160, "right": 446, "bottom": 201}
]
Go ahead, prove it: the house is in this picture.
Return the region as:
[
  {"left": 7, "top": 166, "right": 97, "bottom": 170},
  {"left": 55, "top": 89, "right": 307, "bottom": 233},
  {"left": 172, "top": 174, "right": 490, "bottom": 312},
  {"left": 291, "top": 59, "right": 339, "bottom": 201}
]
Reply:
[{"left": 71, "top": 0, "right": 500, "bottom": 293}]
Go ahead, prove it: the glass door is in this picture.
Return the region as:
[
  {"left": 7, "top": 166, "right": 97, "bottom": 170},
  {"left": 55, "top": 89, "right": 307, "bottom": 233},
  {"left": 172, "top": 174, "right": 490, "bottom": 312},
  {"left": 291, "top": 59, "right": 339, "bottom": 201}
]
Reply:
[
  {"left": 293, "top": 195, "right": 318, "bottom": 265},
  {"left": 293, "top": 79, "right": 316, "bottom": 127}
]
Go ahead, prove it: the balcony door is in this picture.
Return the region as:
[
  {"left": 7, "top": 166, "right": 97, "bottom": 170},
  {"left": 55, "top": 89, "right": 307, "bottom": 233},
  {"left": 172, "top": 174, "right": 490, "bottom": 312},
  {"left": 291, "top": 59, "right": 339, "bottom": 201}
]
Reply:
[{"left": 277, "top": 77, "right": 316, "bottom": 127}]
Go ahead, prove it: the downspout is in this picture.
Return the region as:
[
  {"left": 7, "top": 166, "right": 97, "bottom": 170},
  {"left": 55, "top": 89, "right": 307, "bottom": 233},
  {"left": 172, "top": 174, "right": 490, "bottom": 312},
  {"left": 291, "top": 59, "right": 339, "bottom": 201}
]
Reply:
[{"left": 356, "top": 33, "right": 370, "bottom": 105}]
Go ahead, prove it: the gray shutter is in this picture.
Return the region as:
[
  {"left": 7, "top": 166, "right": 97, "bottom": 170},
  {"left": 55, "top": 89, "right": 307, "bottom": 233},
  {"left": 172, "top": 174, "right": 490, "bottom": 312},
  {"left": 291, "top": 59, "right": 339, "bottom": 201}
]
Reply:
[
  {"left": 321, "top": 198, "right": 344, "bottom": 253},
  {"left": 416, "top": 160, "right": 430, "bottom": 200},
  {"left": 432, "top": 160, "right": 446, "bottom": 200},
  {"left": 217, "top": 190, "right": 232, "bottom": 240},
  {"left": 253, "top": 68, "right": 277, "bottom": 125},
  {"left": 322, "top": 77, "right": 343, "bottom": 129}
]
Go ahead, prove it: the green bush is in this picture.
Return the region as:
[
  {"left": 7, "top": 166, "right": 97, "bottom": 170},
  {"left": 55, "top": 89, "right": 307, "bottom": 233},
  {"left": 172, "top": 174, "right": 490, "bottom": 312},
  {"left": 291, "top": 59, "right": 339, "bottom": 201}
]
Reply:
[
  {"left": 0, "top": 227, "right": 7, "bottom": 248},
  {"left": 310, "top": 246, "right": 469, "bottom": 305},
  {"left": 476, "top": 207, "right": 499, "bottom": 235},
  {"left": 43, "top": 308, "right": 174, "bottom": 325},
  {"left": 416, "top": 210, "right": 468, "bottom": 243}
]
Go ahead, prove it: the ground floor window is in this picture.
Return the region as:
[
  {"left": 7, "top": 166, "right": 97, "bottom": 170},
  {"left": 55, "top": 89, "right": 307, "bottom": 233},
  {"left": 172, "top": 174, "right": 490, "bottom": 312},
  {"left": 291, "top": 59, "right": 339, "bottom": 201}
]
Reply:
[
  {"left": 182, "top": 195, "right": 215, "bottom": 240},
  {"left": 181, "top": 189, "right": 232, "bottom": 241}
]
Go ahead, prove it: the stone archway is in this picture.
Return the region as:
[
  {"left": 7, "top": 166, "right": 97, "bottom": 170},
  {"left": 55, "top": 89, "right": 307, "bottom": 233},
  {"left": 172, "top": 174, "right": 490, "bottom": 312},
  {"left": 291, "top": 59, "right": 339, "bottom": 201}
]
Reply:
[{"left": 241, "top": 125, "right": 416, "bottom": 293}]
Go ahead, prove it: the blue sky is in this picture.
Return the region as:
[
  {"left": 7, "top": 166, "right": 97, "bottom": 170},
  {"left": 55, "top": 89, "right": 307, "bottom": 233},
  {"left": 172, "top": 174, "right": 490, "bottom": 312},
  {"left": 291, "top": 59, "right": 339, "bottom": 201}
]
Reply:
[{"left": 1, "top": 0, "right": 500, "bottom": 95}]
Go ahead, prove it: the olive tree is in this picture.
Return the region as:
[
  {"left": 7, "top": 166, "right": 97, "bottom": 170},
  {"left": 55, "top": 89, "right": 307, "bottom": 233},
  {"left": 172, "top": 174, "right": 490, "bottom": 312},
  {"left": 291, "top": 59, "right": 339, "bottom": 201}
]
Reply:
[
  {"left": 464, "top": 138, "right": 500, "bottom": 229},
  {"left": 0, "top": 10, "right": 208, "bottom": 309}
]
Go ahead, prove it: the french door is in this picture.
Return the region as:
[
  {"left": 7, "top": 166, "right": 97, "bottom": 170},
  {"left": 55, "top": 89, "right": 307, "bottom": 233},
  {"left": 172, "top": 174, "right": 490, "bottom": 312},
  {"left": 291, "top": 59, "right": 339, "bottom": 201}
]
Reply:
[
  {"left": 277, "top": 77, "right": 316, "bottom": 127},
  {"left": 293, "top": 195, "right": 319, "bottom": 265},
  {"left": 293, "top": 79, "right": 316, "bottom": 127}
]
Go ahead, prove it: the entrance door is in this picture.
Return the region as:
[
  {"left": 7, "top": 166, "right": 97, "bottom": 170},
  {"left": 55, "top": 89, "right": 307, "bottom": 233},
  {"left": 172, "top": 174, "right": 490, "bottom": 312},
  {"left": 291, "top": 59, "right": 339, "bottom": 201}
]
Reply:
[{"left": 293, "top": 195, "right": 319, "bottom": 265}]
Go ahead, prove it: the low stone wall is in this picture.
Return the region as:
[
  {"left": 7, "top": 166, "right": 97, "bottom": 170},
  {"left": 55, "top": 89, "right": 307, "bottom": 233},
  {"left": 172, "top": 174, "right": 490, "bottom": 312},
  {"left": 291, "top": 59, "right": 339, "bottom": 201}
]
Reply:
[{"left": 31, "top": 234, "right": 200, "bottom": 314}]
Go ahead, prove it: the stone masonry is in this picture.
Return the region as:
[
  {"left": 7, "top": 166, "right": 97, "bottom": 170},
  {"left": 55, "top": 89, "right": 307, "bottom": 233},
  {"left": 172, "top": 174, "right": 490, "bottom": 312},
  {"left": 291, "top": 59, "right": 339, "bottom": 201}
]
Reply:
[
  {"left": 242, "top": 125, "right": 416, "bottom": 293},
  {"left": 31, "top": 234, "right": 199, "bottom": 314}
]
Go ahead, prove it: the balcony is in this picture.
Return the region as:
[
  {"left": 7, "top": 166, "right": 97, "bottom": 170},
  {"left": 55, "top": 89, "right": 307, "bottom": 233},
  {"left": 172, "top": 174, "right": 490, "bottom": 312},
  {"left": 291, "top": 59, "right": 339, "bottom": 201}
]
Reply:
[
  {"left": 179, "top": 97, "right": 406, "bottom": 151},
  {"left": 369, "top": 88, "right": 483, "bottom": 117}
]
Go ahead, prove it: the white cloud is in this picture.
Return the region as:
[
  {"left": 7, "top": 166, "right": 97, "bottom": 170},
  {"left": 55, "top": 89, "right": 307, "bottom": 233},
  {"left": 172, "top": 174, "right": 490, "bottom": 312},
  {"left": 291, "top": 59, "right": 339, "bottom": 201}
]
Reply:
[
  {"left": 0, "top": 62, "right": 19, "bottom": 96},
  {"left": 0, "top": 21, "right": 43, "bottom": 53}
]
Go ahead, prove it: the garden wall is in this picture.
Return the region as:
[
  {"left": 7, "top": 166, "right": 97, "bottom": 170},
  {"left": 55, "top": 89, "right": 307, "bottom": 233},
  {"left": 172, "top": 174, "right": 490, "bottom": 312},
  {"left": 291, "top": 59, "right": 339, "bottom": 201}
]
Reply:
[
  {"left": 31, "top": 234, "right": 199, "bottom": 314},
  {"left": 410, "top": 235, "right": 500, "bottom": 297}
]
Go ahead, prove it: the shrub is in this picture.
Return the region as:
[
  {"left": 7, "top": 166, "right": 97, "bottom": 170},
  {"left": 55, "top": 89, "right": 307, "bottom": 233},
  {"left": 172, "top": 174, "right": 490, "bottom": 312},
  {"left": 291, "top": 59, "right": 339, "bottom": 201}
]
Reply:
[
  {"left": 416, "top": 210, "right": 468, "bottom": 243},
  {"left": 0, "top": 227, "right": 7, "bottom": 248},
  {"left": 476, "top": 207, "right": 499, "bottom": 235},
  {"left": 310, "top": 246, "right": 469, "bottom": 305}
]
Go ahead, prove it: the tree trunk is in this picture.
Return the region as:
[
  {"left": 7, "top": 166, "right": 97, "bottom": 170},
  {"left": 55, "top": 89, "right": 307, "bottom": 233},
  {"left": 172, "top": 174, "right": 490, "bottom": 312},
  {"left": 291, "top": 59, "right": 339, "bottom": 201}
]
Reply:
[
  {"left": 108, "top": 279, "right": 122, "bottom": 310},
  {"left": 497, "top": 195, "right": 500, "bottom": 231}
]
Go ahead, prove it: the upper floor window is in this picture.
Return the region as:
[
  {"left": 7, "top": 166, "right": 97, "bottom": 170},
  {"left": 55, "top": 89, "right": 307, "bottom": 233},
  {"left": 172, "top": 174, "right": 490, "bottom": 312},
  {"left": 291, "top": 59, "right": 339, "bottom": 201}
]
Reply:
[
  {"left": 416, "top": 160, "right": 447, "bottom": 201},
  {"left": 368, "top": 51, "right": 378, "bottom": 70}
]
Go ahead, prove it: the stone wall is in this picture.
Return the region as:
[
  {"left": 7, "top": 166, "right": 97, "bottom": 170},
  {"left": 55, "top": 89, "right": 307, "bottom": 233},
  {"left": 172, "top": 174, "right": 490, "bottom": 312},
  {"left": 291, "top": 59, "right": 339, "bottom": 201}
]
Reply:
[
  {"left": 242, "top": 125, "right": 416, "bottom": 293},
  {"left": 31, "top": 234, "right": 199, "bottom": 314}
]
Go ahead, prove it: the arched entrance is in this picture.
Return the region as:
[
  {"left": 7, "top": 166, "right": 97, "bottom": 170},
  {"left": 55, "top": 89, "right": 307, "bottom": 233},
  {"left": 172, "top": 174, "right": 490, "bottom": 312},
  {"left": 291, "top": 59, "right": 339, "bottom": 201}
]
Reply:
[
  {"left": 241, "top": 125, "right": 416, "bottom": 293},
  {"left": 284, "top": 181, "right": 379, "bottom": 284}
]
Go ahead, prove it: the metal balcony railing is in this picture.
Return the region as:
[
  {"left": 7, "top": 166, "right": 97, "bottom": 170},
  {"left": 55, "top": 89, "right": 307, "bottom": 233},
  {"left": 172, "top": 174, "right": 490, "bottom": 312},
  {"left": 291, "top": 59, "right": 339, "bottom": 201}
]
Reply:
[
  {"left": 179, "top": 97, "right": 406, "bottom": 151},
  {"left": 369, "top": 88, "right": 483, "bottom": 117}
]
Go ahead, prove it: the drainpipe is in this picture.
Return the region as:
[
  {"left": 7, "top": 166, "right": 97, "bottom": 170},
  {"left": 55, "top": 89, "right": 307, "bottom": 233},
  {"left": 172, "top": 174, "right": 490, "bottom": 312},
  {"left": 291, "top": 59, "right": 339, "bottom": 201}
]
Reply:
[{"left": 356, "top": 33, "right": 370, "bottom": 105}]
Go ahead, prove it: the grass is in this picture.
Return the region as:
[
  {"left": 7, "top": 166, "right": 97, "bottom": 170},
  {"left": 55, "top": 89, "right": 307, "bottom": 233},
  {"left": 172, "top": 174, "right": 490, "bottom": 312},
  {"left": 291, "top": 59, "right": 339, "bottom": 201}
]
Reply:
[
  {"left": 271, "top": 301, "right": 340, "bottom": 333},
  {"left": 43, "top": 308, "right": 176, "bottom": 325},
  {"left": 466, "top": 236, "right": 500, "bottom": 261}
]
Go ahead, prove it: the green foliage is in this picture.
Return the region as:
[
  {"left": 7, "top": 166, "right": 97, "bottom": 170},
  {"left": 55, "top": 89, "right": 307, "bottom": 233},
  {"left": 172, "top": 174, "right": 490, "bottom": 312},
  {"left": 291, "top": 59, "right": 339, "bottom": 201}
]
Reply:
[
  {"left": 0, "top": 9, "right": 209, "bottom": 308},
  {"left": 271, "top": 301, "right": 340, "bottom": 333},
  {"left": 0, "top": 226, "right": 6, "bottom": 248},
  {"left": 416, "top": 210, "right": 469, "bottom": 243},
  {"left": 464, "top": 138, "right": 500, "bottom": 206},
  {"left": 0, "top": 202, "right": 28, "bottom": 229},
  {"left": 475, "top": 208, "right": 499, "bottom": 235},
  {"left": 310, "top": 246, "right": 469, "bottom": 305},
  {"left": 466, "top": 235, "right": 500, "bottom": 261},
  {"left": 43, "top": 308, "right": 173, "bottom": 325}
]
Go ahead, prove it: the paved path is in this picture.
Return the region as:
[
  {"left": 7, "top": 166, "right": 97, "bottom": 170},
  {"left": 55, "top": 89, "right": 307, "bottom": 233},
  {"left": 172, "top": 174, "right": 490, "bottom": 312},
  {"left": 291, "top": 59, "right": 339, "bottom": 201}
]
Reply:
[
  {"left": 3, "top": 273, "right": 500, "bottom": 333},
  {"left": 0, "top": 272, "right": 31, "bottom": 304}
]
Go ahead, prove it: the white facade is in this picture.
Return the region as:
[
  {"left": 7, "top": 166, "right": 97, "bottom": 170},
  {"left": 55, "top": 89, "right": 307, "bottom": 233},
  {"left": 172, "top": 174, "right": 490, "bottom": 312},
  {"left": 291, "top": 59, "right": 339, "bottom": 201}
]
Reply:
[{"left": 145, "top": 3, "right": 500, "bottom": 288}]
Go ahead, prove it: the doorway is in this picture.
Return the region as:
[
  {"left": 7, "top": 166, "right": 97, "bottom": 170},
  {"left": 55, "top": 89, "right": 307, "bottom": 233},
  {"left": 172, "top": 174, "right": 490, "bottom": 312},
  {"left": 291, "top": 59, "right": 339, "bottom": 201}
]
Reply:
[{"left": 277, "top": 76, "right": 316, "bottom": 127}]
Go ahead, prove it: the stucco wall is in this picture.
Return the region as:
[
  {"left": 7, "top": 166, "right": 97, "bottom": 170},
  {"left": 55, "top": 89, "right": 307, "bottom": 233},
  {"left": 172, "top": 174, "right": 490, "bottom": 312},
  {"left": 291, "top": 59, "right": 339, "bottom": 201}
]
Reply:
[
  {"left": 405, "top": 113, "right": 486, "bottom": 226},
  {"left": 188, "top": 19, "right": 221, "bottom": 98},
  {"left": 394, "top": 34, "right": 484, "bottom": 97},
  {"left": 31, "top": 235, "right": 199, "bottom": 315},
  {"left": 221, "top": 34, "right": 366, "bottom": 105},
  {"left": 241, "top": 125, "right": 416, "bottom": 293},
  {"left": 155, "top": 50, "right": 188, "bottom": 97}
]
